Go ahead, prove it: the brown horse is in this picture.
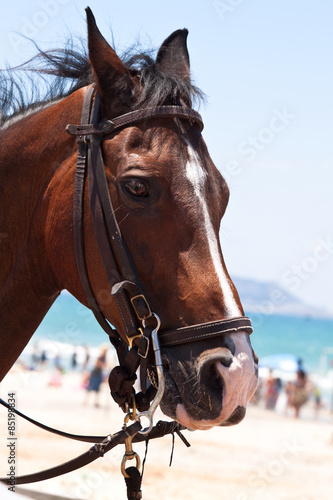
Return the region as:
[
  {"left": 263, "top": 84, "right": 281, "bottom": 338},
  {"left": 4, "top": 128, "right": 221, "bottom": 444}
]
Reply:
[{"left": 0, "top": 8, "right": 257, "bottom": 430}]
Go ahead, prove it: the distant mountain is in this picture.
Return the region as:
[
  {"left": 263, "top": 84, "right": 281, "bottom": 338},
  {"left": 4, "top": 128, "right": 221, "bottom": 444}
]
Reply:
[{"left": 231, "top": 276, "right": 329, "bottom": 318}]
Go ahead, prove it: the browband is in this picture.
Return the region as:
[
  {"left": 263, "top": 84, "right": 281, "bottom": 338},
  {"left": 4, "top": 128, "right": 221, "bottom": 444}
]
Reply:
[{"left": 67, "top": 105, "right": 204, "bottom": 137}]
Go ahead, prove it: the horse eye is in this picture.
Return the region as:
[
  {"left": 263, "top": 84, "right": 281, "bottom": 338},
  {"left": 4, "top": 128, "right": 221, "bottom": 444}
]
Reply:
[{"left": 124, "top": 178, "right": 149, "bottom": 198}]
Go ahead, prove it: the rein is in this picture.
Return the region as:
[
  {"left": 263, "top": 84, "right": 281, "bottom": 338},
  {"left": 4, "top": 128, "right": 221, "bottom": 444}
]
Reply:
[
  {"left": 1, "top": 85, "right": 253, "bottom": 499},
  {"left": 0, "top": 395, "right": 188, "bottom": 486}
]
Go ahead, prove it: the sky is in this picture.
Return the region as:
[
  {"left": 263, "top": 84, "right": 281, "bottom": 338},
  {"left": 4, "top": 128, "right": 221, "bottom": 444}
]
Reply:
[{"left": 0, "top": 0, "right": 332, "bottom": 314}]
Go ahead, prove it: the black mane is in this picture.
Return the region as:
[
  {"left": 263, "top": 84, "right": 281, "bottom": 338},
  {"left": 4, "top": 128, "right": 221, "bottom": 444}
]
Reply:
[{"left": 0, "top": 38, "right": 202, "bottom": 127}]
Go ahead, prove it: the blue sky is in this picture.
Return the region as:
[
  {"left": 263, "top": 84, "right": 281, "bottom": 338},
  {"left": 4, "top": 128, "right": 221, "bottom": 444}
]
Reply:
[{"left": 1, "top": 0, "right": 332, "bottom": 314}]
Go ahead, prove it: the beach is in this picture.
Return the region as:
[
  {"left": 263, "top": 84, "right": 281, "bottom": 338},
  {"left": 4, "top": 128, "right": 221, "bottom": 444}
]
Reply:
[{"left": 0, "top": 363, "right": 332, "bottom": 500}]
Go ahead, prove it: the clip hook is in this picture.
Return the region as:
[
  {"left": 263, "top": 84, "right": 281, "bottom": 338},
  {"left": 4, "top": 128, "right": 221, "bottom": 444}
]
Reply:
[
  {"left": 121, "top": 433, "right": 141, "bottom": 478},
  {"left": 121, "top": 396, "right": 141, "bottom": 478},
  {"left": 135, "top": 314, "right": 165, "bottom": 435}
]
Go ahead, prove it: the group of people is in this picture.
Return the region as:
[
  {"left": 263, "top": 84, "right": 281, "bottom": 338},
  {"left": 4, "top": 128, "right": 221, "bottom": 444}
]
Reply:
[
  {"left": 29, "top": 342, "right": 111, "bottom": 407},
  {"left": 81, "top": 347, "right": 109, "bottom": 407},
  {"left": 258, "top": 364, "right": 321, "bottom": 418}
]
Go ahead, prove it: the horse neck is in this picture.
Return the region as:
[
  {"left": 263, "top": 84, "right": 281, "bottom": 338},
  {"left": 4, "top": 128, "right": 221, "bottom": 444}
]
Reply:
[{"left": 0, "top": 90, "right": 85, "bottom": 380}]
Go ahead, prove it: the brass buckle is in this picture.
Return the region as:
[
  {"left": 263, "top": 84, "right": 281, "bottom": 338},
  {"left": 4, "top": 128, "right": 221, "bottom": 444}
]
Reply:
[
  {"left": 130, "top": 294, "right": 152, "bottom": 321},
  {"left": 127, "top": 328, "right": 143, "bottom": 349},
  {"left": 127, "top": 328, "right": 150, "bottom": 358}
]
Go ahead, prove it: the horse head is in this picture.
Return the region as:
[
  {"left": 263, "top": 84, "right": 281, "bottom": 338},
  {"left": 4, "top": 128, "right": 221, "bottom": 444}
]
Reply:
[{"left": 45, "top": 9, "right": 258, "bottom": 430}]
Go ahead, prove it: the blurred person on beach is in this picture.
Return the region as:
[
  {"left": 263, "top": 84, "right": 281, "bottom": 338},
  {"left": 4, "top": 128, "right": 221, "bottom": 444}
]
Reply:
[
  {"left": 290, "top": 368, "right": 311, "bottom": 418},
  {"left": 48, "top": 367, "right": 63, "bottom": 387},
  {"left": 71, "top": 348, "right": 78, "bottom": 370},
  {"left": 48, "top": 354, "right": 64, "bottom": 387},
  {"left": 80, "top": 345, "right": 91, "bottom": 386},
  {"left": 313, "top": 385, "right": 322, "bottom": 417},
  {"left": 83, "top": 347, "right": 108, "bottom": 407},
  {"left": 40, "top": 349, "right": 47, "bottom": 365},
  {"left": 285, "top": 381, "right": 295, "bottom": 413},
  {"left": 54, "top": 353, "right": 63, "bottom": 371},
  {"left": 264, "top": 370, "right": 282, "bottom": 410}
]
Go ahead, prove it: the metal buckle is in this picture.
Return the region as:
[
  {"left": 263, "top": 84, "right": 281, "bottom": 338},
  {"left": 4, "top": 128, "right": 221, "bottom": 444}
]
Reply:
[
  {"left": 138, "top": 335, "right": 150, "bottom": 359},
  {"left": 130, "top": 294, "right": 152, "bottom": 321},
  {"left": 126, "top": 328, "right": 150, "bottom": 358},
  {"left": 127, "top": 328, "right": 144, "bottom": 349}
]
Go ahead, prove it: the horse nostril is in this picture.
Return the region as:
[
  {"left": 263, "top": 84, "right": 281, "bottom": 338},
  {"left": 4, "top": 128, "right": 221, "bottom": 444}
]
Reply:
[
  {"left": 201, "top": 351, "right": 233, "bottom": 379},
  {"left": 199, "top": 353, "right": 234, "bottom": 406},
  {"left": 217, "top": 353, "right": 233, "bottom": 368},
  {"left": 207, "top": 362, "right": 223, "bottom": 391},
  {"left": 200, "top": 354, "right": 232, "bottom": 394}
]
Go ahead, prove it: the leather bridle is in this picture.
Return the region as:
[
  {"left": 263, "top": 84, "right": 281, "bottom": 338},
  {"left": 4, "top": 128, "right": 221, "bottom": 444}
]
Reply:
[{"left": 66, "top": 85, "right": 253, "bottom": 414}]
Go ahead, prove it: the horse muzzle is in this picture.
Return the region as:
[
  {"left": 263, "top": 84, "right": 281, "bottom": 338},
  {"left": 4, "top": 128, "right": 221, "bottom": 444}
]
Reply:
[{"left": 159, "top": 330, "right": 258, "bottom": 430}]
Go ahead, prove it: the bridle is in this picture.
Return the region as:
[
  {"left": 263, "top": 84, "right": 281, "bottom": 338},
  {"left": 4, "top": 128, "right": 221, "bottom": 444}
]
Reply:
[
  {"left": 0, "top": 85, "right": 253, "bottom": 497},
  {"left": 66, "top": 84, "right": 253, "bottom": 419}
]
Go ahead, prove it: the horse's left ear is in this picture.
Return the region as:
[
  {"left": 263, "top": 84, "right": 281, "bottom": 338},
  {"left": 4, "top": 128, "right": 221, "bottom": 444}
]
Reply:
[
  {"left": 155, "top": 29, "right": 190, "bottom": 83},
  {"left": 86, "top": 7, "right": 133, "bottom": 114}
]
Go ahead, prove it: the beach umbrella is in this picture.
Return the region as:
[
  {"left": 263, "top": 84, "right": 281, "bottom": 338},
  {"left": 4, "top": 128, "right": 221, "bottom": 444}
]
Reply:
[{"left": 259, "top": 353, "right": 304, "bottom": 373}]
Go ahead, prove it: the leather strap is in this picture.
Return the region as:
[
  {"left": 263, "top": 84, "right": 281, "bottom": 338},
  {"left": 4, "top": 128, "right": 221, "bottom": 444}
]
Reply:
[
  {"left": 0, "top": 397, "right": 105, "bottom": 443},
  {"left": 66, "top": 105, "right": 204, "bottom": 137},
  {"left": 86, "top": 93, "right": 151, "bottom": 341},
  {"left": 0, "top": 419, "right": 188, "bottom": 485},
  {"left": 72, "top": 85, "right": 120, "bottom": 345},
  {"left": 0, "top": 422, "right": 141, "bottom": 485},
  {"left": 72, "top": 87, "right": 149, "bottom": 346},
  {"left": 159, "top": 316, "right": 253, "bottom": 347}
]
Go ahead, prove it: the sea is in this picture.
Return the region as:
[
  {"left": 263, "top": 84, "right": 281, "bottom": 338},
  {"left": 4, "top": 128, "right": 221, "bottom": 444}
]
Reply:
[{"left": 19, "top": 291, "right": 333, "bottom": 405}]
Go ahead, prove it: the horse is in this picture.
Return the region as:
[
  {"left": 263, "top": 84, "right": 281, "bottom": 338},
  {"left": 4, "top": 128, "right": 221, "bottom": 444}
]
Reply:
[{"left": 0, "top": 7, "right": 258, "bottom": 433}]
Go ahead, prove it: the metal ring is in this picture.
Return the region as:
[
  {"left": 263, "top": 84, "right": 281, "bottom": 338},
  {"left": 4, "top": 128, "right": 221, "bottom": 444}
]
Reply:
[
  {"left": 142, "top": 312, "right": 161, "bottom": 331},
  {"left": 123, "top": 394, "right": 137, "bottom": 424},
  {"left": 121, "top": 452, "right": 141, "bottom": 478}
]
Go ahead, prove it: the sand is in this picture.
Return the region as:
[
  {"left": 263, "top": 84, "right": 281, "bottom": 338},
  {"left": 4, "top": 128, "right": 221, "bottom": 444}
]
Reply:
[{"left": 0, "top": 365, "right": 332, "bottom": 500}]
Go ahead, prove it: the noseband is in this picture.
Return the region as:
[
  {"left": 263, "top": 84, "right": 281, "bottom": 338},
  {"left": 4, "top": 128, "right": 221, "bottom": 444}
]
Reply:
[{"left": 67, "top": 86, "right": 253, "bottom": 417}]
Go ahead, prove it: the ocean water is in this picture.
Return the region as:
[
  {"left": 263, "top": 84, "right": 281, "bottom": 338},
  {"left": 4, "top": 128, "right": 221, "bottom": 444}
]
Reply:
[{"left": 28, "top": 292, "right": 333, "bottom": 376}]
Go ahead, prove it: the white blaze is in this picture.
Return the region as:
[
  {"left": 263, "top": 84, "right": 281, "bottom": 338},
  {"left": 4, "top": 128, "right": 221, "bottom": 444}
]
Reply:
[{"left": 185, "top": 144, "right": 241, "bottom": 317}]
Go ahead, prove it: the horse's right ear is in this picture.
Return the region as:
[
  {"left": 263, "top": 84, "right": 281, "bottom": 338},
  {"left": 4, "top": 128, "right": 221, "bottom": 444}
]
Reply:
[
  {"left": 86, "top": 7, "right": 133, "bottom": 115},
  {"left": 155, "top": 29, "right": 191, "bottom": 84}
]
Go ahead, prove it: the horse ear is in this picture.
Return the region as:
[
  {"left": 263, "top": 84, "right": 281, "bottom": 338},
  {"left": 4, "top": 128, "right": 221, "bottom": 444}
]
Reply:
[
  {"left": 85, "top": 7, "right": 133, "bottom": 114},
  {"left": 155, "top": 29, "right": 190, "bottom": 83}
]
